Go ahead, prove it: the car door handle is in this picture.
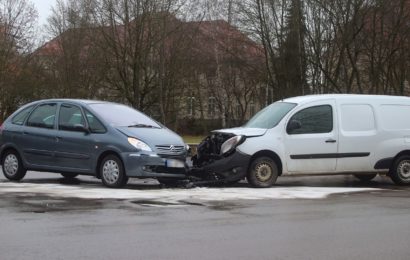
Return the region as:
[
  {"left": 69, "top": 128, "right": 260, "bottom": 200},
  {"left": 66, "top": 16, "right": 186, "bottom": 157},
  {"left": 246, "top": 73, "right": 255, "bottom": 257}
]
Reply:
[
  {"left": 55, "top": 136, "right": 62, "bottom": 142},
  {"left": 325, "top": 139, "right": 337, "bottom": 143}
]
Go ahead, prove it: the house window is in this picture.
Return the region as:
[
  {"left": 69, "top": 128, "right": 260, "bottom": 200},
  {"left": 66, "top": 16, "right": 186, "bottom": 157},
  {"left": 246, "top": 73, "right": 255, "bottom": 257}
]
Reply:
[
  {"left": 187, "top": 97, "right": 195, "bottom": 116},
  {"left": 236, "top": 104, "right": 242, "bottom": 119},
  {"left": 208, "top": 97, "right": 216, "bottom": 117},
  {"left": 250, "top": 101, "right": 256, "bottom": 116}
]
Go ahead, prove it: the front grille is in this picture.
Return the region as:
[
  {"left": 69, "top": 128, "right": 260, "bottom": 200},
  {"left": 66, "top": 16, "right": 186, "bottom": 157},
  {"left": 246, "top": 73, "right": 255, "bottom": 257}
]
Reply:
[{"left": 156, "top": 145, "right": 185, "bottom": 155}]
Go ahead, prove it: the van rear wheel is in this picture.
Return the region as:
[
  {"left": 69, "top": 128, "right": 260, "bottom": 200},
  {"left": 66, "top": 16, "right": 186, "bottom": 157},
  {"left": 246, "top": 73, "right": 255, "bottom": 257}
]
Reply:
[
  {"left": 247, "top": 157, "right": 278, "bottom": 188},
  {"left": 354, "top": 174, "right": 377, "bottom": 182},
  {"left": 390, "top": 155, "right": 410, "bottom": 185}
]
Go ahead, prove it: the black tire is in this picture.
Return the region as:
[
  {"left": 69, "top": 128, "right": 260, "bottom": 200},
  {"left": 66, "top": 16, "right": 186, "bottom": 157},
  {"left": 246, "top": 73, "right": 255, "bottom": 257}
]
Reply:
[
  {"left": 1, "top": 150, "right": 27, "bottom": 181},
  {"left": 390, "top": 155, "right": 410, "bottom": 185},
  {"left": 247, "top": 157, "right": 278, "bottom": 188},
  {"left": 100, "top": 154, "right": 128, "bottom": 188},
  {"left": 157, "top": 178, "right": 183, "bottom": 187},
  {"left": 61, "top": 173, "right": 79, "bottom": 179},
  {"left": 354, "top": 174, "right": 377, "bottom": 182}
]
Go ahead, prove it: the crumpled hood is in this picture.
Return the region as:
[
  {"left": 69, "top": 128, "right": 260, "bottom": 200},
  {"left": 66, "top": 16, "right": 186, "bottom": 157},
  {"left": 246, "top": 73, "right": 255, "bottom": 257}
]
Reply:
[
  {"left": 212, "top": 127, "right": 267, "bottom": 137},
  {"left": 116, "top": 127, "right": 185, "bottom": 147}
]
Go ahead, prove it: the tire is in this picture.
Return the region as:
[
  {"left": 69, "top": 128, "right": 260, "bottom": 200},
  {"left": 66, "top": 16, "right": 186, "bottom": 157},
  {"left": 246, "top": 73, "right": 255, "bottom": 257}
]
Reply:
[
  {"left": 1, "top": 150, "right": 27, "bottom": 181},
  {"left": 247, "top": 157, "right": 278, "bottom": 188},
  {"left": 100, "top": 154, "right": 128, "bottom": 188},
  {"left": 61, "top": 173, "right": 79, "bottom": 179},
  {"left": 157, "top": 178, "right": 183, "bottom": 187},
  {"left": 390, "top": 155, "right": 410, "bottom": 185},
  {"left": 354, "top": 174, "right": 377, "bottom": 182}
]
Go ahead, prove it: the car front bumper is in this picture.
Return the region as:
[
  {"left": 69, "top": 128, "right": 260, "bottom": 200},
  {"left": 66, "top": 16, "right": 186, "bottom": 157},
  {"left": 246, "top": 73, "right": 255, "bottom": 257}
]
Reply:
[{"left": 121, "top": 152, "right": 187, "bottom": 178}]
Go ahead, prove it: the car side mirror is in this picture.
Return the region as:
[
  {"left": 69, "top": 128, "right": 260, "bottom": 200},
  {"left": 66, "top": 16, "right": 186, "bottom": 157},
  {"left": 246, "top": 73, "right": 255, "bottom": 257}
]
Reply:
[
  {"left": 287, "top": 120, "right": 302, "bottom": 133},
  {"left": 74, "top": 124, "right": 90, "bottom": 133}
]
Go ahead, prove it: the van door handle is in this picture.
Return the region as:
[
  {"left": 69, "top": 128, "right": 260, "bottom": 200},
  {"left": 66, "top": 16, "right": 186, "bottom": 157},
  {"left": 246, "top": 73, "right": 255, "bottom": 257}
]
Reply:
[{"left": 325, "top": 139, "right": 337, "bottom": 143}]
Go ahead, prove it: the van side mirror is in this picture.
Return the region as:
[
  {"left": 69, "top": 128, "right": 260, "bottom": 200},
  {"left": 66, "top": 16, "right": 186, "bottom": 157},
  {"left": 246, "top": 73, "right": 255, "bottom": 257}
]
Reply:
[{"left": 287, "top": 120, "right": 302, "bottom": 133}]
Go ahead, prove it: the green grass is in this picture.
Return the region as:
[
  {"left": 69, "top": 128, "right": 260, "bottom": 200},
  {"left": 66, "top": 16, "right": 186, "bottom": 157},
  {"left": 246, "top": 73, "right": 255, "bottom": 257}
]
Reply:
[{"left": 183, "top": 135, "right": 205, "bottom": 144}]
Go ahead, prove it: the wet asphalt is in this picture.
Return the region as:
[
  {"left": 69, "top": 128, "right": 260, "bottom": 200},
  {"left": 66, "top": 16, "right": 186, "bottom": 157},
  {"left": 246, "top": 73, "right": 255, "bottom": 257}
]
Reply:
[{"left": 1, "top": 171, "right": 410, "bottom": 260}]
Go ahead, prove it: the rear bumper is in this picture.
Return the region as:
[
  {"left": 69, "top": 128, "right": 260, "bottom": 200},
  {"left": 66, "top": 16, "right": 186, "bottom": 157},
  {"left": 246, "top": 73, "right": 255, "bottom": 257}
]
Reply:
[{"left": 121, "top": 152, "right": 187, "bottom": 178}]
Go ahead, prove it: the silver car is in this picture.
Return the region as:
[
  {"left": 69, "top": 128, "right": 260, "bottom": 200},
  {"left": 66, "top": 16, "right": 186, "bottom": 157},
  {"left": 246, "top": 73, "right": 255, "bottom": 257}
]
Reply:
[{"left": 0, "top": 99, "right": 188, "bottom": 188}]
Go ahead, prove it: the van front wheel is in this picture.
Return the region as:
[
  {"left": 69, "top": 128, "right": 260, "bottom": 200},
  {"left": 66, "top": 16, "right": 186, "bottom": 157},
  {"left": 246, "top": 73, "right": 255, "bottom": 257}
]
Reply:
[
  {"left": 247, "top": 157, "right": 278, "bottom": 188},
  {"left": 390, "top": 156, "right": 410, "bottom": 185}
]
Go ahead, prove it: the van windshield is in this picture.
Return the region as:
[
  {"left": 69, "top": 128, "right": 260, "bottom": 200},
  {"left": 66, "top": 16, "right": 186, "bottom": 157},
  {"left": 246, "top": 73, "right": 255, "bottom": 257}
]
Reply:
[{"left": 245, "top": 102, "right": 296, "bottom": 129}]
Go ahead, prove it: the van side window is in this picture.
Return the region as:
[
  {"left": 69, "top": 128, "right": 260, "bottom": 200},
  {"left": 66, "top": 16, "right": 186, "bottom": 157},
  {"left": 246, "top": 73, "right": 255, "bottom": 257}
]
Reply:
[
  {"left": 12, "top": 105, "right": 34, "bottom": 125},
  {"left": 26, "top": 103, "right": 57, "bottom": 129},
  {"left": 287, "top": 105, "right": 333, "bottom": 135},
  {"left": 59, "top": 104, "right": 86, "bottom": 131}
]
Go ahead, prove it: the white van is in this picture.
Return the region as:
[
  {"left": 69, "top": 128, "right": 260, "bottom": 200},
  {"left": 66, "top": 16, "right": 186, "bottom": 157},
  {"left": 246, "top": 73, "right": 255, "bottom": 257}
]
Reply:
[{"left": 192, "top": 94, "right": 410, "bottom": 187}]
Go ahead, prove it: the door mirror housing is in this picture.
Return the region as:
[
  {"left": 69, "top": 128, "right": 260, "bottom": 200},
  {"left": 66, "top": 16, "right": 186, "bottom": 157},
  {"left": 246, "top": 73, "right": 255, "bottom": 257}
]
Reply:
[
  {"left": 287, "top": 120, "right": 302, "bottom": 133},
  {"left": 73, "top": 124, "right": 90, "bottom": 133}
]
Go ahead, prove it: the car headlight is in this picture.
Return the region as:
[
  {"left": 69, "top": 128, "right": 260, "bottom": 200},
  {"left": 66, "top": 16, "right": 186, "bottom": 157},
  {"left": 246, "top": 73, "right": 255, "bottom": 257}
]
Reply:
[
  {"left": 128, "top": 137, "right": 152, "bottom": 152},
  {"left": 185, "top": 144, "right": 190, "bottom": 151},
  {"left": 220, "top": 135, "right": 245, "bottom": 155}
]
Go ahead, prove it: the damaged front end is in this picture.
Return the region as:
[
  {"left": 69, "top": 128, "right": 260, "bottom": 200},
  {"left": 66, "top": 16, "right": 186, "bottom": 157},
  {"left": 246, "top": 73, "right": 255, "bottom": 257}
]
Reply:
[{"left": 189, "top": 132, "right": 251, "bottom": 184}]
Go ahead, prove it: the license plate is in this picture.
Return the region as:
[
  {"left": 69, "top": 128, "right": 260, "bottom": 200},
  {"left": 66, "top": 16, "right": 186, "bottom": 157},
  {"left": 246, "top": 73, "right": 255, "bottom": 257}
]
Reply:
[{"left": 165, "top": 159, "right": 185, "bottom": 168}]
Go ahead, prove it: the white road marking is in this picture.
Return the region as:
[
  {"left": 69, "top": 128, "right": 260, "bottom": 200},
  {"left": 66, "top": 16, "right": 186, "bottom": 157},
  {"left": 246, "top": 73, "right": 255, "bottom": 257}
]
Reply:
[{"left": 0, "top": 182, "right": 381, "bottom": 202}]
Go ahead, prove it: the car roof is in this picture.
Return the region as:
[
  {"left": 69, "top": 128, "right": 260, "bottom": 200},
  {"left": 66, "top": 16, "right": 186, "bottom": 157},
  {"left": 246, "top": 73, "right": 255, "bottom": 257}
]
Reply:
[
  {"left": 30, "top": 99, "right": 110, "bottom": 106},
  {"left": 281, "top": 94, "right": 410, "bottom": 105}
]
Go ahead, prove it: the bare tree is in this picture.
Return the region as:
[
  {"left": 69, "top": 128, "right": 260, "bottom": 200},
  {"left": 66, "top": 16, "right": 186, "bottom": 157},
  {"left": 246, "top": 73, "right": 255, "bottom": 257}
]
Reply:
[
  {"left": 40, "top": 0, "right": 102, "bottom": 98},
  {"left": 0, "top": 0, "right": 38, "bottom": 121}
]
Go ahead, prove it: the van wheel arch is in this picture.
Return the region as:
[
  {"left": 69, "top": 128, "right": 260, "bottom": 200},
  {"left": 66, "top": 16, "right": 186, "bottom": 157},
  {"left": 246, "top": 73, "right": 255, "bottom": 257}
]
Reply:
[
  {"left": 249, "top": 150, "right": 283, "bottom": 176},
  {"left": 389, "top": 151, "right": 410, "bottom": 173},
  {"left": 96, "top": 151, "right": 123, "bottom": 179}
]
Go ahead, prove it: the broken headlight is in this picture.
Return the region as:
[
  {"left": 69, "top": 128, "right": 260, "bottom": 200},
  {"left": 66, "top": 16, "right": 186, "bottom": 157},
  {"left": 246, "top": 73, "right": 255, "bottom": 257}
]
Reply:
[{"left": 220, "top": 135, "right": 245, "bottom": 155}]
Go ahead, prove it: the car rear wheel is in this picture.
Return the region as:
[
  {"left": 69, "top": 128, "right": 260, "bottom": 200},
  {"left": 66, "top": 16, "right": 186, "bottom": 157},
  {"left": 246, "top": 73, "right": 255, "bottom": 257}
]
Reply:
[
  {"left": 354, "top": 174, "right": 377, "bottom": 182},
  {"left": 61, "top": 173, "right": 79, "bottom": 179},
  {"left": 390, "top": 155, "right": 410, "bottom": 185},
  {"left": 2, "top": 150, "right": 26, "bottom": 181},
  {"left": 247, "top": 157, "right": 278, "bottom": 188},
  {"left": 100, "top": 154, "right": 128, "bottom": 188}
]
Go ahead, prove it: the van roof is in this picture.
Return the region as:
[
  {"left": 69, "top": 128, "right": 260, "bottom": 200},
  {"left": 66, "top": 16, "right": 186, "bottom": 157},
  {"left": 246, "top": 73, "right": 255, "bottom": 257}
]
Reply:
[{"left": 282, "top": 94, "right": 410, "bottom": 105}]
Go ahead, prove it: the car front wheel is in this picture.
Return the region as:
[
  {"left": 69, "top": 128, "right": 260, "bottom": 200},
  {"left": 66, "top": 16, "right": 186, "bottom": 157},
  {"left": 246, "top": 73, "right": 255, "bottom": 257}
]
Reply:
[
  {"left": 390, "top": 155, "right": 410, "bottom": 185},
  {"left": 2, "top": 150, "right": 27, "bottom": 181},
  {"left": 247, "top": 157, "right": 278, "bottom": 188},
  {"left": 100, "top": 154, "right": 128, "bottom": 188}
]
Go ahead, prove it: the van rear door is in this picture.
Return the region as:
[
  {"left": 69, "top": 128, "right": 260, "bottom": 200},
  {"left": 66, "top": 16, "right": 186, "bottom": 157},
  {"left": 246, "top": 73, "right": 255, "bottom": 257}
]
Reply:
[{"left": 284, "top": 100, "right": 338, "bottom": 173}]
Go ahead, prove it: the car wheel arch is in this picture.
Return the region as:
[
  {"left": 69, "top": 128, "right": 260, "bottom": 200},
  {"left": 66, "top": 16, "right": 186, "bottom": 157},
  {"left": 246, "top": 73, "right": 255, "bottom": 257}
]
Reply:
[
  {"left": 249, "top": 150, "right": 283, "bottom": 176},
  {"left": 1, "top": 145, "right": 24, "bottom": 165},
  {"left": 96, "top": 150, "right": 124, "bottom": 179}
]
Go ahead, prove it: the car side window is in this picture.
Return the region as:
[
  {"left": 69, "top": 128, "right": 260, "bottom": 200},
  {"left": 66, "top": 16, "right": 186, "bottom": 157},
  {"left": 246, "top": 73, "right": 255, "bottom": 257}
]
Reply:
[
  {"left": 26, "top": 103, "right": 57, "bottom": 129},
  {"left": 84, "top": 109, "right": 106, "bottom": 133},
  {"left": 12, "top": 105, "right": 34, "bottom": 125},
  {"left": 287, "top": 105, "right": 333, "bottom": 135},
  {"left": 59, "top": 104, "right": 86, "bottom": 131}
]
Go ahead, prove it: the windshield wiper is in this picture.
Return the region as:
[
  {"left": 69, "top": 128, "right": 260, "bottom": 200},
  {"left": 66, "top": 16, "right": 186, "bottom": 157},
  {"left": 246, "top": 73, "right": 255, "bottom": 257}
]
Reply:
[{"left": 128, "top": 123, "right": 160, "bottom": 129}]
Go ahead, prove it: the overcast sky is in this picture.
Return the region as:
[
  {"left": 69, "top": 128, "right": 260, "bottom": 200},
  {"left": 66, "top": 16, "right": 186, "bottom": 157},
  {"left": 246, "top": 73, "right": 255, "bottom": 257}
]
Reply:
[{"left": 32, "top": 0, "right": 55, "bottom": 26}]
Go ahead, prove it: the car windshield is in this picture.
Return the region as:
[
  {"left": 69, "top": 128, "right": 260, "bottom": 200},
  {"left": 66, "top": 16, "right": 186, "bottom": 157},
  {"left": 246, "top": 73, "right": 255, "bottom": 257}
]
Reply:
[
  {"left": 245, "top": 102, "right": 297, "bottom": 129},
  {"left": 89, "top": 103, "right": 161, "bottom": 128}
]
